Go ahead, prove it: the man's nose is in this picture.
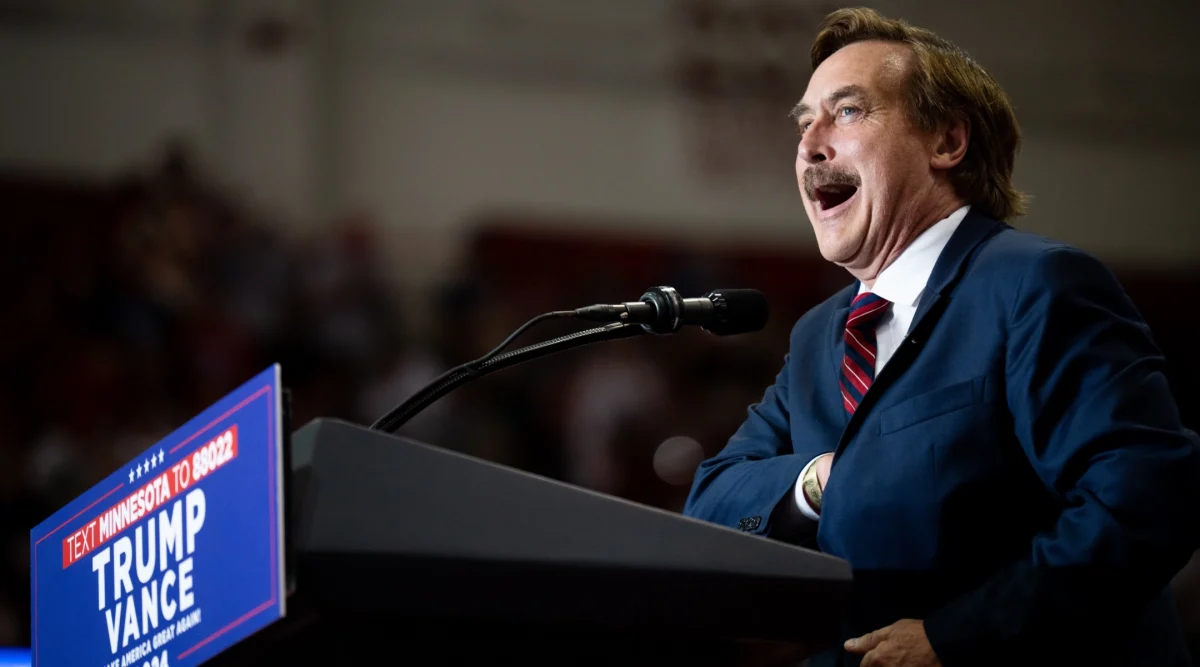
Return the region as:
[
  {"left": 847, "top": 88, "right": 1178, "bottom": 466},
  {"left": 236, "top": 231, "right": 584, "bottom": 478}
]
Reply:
[{"left": 798, "top": 122, "right": 833, "bottom": 164}]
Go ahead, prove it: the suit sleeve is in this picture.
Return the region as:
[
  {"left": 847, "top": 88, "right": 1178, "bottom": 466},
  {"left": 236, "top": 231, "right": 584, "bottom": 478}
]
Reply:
[
  {"left": 682, "top": 338, "right": 817, "bottom": 541},
  {"left": 923, "top": 246, "right": 1200, "bottom": 664}
]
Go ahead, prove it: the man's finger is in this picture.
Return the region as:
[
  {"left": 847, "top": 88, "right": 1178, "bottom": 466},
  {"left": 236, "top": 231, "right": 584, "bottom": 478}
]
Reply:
[
  {"left": 859, "top": 646, "right": 884, "bottom": 667},
  {"left": 844, "top": 625, "right": 891, "bottom": 653}
]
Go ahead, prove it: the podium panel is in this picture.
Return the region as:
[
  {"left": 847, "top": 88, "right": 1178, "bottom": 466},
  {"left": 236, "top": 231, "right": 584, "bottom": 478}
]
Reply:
[{"left": 214, "top": 418, "right": 854, "bottom": 666}]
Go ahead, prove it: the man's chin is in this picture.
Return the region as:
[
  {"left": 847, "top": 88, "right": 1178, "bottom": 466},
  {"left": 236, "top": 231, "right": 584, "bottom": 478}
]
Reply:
[
  {"left": 807, "top": 210, "right": 866, "bottom": 264},
  {"left": 815, "top": 236, "right": 860, "bottom": 265}
]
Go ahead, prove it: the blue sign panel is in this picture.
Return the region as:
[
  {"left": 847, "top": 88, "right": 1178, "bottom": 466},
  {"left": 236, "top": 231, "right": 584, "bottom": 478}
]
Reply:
[{"left": 31, "top": 365, "right": 287, "bottom": 667}]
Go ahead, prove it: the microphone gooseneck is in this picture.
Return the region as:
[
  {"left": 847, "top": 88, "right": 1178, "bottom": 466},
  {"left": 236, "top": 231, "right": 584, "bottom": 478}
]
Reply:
[
  {"left": 370, "top": 286, "right": 769, "bottom": 435},
  {"left": 370, "top": 322, "right": 644, "bottom": 434}
]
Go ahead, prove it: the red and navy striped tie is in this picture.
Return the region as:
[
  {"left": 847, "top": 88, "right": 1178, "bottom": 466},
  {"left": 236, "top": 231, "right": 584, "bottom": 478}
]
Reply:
[{"left": 841, "top": 292, "right": 892, "bottom": 415}]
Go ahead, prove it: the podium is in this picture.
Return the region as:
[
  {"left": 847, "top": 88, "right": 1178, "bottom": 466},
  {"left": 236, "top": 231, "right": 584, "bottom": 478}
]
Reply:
[{"left": 208, "top": 418, "right": 853, "bottom": 666}]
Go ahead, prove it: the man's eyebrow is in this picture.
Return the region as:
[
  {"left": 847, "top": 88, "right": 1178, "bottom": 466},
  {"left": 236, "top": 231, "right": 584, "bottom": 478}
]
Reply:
[
  {"left": 829, "top": 84, "right": 869, "bottom": 105},
  {"left": 790, "top": 85, "right": 871, "bottom": 120}
]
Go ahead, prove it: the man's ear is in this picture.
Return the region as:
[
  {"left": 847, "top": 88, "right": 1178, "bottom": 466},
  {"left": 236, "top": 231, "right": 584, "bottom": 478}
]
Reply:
[{"left": 931, "top": 114, "right": 970, "bottom": 170}]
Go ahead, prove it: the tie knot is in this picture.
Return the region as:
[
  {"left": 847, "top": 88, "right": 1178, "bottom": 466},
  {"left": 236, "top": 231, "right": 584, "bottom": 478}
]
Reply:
[{"left": 847, "top": 292, "right": 891, "bottom": 332}]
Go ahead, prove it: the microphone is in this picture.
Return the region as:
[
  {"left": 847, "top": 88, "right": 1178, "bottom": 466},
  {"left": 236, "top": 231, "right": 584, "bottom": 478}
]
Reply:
[{"left": 573, "top": 286, "right": 769, "bottom": 336}]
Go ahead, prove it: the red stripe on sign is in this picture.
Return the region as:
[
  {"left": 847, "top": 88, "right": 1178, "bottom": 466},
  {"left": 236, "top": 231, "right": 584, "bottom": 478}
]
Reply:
[{"left": 60, "top": 425, "right": 239, "bottom": 568}]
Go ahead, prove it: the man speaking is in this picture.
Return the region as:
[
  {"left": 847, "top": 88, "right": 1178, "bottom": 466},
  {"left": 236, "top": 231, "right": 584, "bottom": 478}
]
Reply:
[{"left": 683, "top": 8, "right": 1200, "bottom": 667}]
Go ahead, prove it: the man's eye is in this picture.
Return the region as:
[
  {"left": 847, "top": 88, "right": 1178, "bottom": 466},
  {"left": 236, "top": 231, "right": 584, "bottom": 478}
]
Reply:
[
  {"left": 797, "top": 121, "right": 812, "bottom": 135},
  {"left": 838, "top": 106, "right": 859, "bottom": 118}
]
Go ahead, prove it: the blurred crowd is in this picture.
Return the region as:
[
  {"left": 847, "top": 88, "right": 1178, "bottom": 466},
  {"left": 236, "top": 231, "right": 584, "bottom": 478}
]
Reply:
[
  {"left": 0, "top": 144, "right": 793, "bottom": 645},
  {"left": 0, "top": 146, "right": 380, "bottom": 643},
  {"left": 3, "top": 144, "right": 1199, "bottom": 657}
]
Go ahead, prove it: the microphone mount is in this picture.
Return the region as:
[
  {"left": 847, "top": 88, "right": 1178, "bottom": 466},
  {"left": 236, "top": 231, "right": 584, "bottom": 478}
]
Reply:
[
  {"left": 638, "top": 286, "right": 688, "bottom": 334},
  {"left": 573, "top": 286, "right": 769, "bottom": 336}
]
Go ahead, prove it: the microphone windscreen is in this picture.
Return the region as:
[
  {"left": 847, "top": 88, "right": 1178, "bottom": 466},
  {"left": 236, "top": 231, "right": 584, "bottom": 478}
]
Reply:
[{"left": 704, "top": 289, "right": 769, "bottom": 336}]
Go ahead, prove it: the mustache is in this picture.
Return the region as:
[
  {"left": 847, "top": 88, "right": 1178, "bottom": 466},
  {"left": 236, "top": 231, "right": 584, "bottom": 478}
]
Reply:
[{"left": 803, "top": 164, "right": 861, "bottom": 200}]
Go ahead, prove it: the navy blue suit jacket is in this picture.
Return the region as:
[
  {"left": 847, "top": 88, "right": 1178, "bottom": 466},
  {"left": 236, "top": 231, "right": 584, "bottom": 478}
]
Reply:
[{"left": 684, "top": 210, "right": 1200, "bottom": 666}]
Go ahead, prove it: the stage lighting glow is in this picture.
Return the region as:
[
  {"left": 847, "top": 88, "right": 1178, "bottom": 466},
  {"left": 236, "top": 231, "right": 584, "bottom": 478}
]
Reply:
[{"left": 0, "top": 647, "right": 30, "bottom": 667}]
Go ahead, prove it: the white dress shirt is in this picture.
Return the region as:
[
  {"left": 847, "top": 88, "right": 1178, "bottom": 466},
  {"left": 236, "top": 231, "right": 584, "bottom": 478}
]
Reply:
[{"left": 794, "top": 205, "right": 970, "bottom": 520}]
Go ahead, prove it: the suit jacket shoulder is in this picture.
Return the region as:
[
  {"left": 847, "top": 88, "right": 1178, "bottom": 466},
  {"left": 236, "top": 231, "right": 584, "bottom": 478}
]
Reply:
[
  {"left": 937, "top": 217, "right": 1132, "bottom": 333},
  {"left": 960, "top": 221, "right": 1118, "bottom": 292}
]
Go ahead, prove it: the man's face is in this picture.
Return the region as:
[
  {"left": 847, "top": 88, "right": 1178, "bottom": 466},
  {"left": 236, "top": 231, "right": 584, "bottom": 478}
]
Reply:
[{"left": 793, "top": 41, "right": 938, "bottom": 271}]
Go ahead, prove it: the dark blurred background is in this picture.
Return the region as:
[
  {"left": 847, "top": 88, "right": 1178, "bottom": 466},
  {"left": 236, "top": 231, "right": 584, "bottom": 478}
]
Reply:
[{"left": 1, "top": 0, "right": 1199, "bottom": 657}]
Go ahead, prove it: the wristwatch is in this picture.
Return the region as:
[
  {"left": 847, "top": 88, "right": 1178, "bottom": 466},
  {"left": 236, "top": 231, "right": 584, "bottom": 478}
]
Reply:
[{"left": 801, "top": 462, "right": 823, "bottom": 515}]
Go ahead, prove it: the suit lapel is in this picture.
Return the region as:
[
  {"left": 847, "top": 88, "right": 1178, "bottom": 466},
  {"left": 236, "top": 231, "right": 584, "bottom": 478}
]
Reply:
[
  {"left": 833, "top": 210, "right": 1008, "bottom": 454},
  {"left": 906, "top": 211, "right": 1007, "bottom": 338}
]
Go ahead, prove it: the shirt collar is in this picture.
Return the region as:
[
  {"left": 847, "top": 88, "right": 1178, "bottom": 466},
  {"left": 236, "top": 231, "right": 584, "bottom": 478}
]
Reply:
[{"left": 859, "top": 205, "right": 971, "bottom": 307}]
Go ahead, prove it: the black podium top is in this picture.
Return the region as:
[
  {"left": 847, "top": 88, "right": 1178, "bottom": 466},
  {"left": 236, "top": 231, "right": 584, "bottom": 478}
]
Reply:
[{"left": 214, "top": 418, "right": 852, "bottom": 666}]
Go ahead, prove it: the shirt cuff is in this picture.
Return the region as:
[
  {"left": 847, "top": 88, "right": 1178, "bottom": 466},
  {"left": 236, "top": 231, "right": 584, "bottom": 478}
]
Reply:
[{"left": 794, "top": 455, "right": 822, "bottom": 521}]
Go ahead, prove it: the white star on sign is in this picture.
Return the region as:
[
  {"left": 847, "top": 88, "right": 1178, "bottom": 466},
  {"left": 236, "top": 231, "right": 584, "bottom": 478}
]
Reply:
[
  {"left": 128, "top": 469, "right": 135, "bottom": 483},
  {"left": 146, "top": 456, "right": 153, "bottom": 471},
  {"left": 136, "top": 463, "right": 143, "bottom": 479},
  {"left": 158, "top": 449, "right": 165, "bottom": 465}
]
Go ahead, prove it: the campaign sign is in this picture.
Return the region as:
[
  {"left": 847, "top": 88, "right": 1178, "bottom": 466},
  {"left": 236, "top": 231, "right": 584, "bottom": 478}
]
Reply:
[{"left": 31, "top": 365, "right": 287, "bottom": 667}]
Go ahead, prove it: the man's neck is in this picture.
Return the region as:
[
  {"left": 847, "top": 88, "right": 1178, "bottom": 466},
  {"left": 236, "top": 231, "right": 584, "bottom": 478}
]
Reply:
[{"left": 854, "top": 197, "right": 965, "bottom": 289}]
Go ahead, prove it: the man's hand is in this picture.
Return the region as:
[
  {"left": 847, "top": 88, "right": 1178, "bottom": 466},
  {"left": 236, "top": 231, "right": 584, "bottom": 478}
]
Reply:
[
  {"left": 814, "top": 452, "right": 833, "bottom": 489},
  {"left": 844, "top": 619, "right": 941, "bottom": 667}
]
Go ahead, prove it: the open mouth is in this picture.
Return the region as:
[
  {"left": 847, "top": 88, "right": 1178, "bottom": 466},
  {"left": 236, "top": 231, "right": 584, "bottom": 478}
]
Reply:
[{"left": 813, "top": 185, "right": 858, "bottom": 211}]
